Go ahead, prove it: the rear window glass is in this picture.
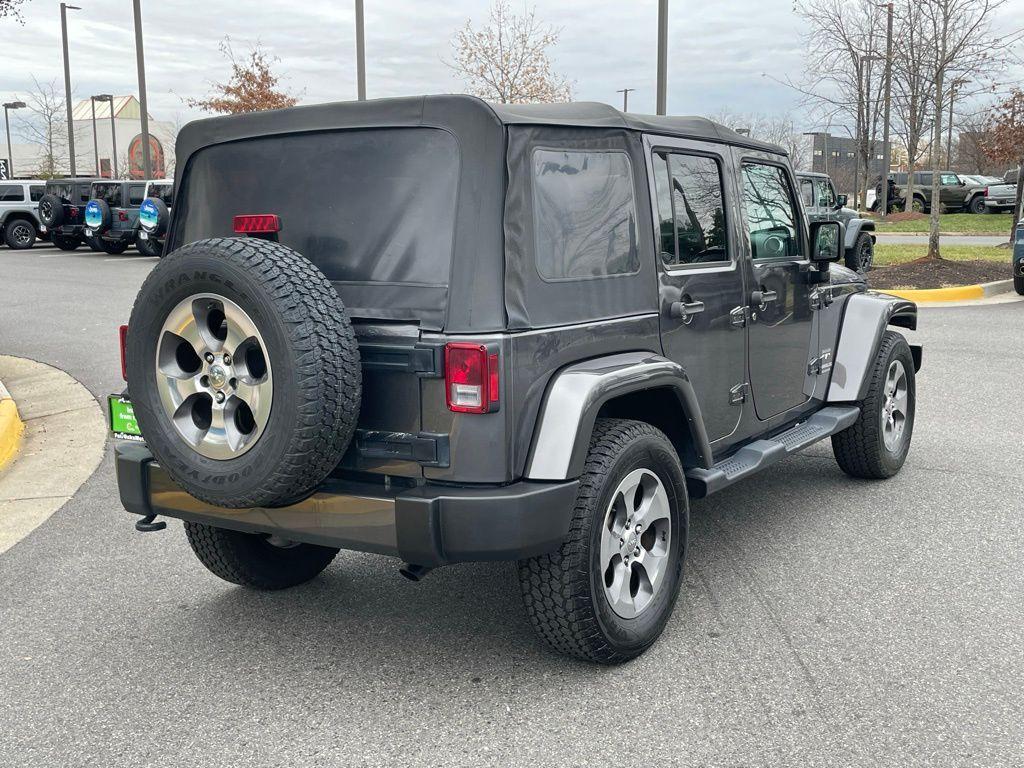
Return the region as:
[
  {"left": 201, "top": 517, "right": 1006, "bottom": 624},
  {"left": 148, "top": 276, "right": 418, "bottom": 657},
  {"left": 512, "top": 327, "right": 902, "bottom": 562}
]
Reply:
[
  {"left": 29, "top": 185, "right": 44, "bottom": 202},
  {"left": 532, "top": 149, "right": 639, "bottom": 280},
  {"left": 177, "top": 128, "right": 459, "bottom": 288},
  {"left": 149, "top": 183, "right": 173, "bottom": 205},
  {"left": 46, "top": 183, "right": 74, "bottom": 202},
  {"left": 128, "top": 185, "right": 146, "bottom": 206},
  {"left": 0, "top": 184, "right": 24, "bottom": 202},
  {"left": 92, "top": 183, "right": 123, "bottom": 206}
]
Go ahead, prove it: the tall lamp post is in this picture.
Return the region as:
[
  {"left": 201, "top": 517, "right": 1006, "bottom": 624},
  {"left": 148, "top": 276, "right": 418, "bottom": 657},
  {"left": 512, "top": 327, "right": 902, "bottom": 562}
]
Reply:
[
  {"left": 616, "top": 88, "right": 635, "bottom": 112},
  {"left": 60, "top": 3, "right": 82, "bottom": 176},
  {"left": 946, "top": 78, "right": 968, "bottom": 169},
  {"left": 133, "top": 0, "right": 152, "bottom": 179},
  {"left": 656, "top": 0, "right": 668, "bottom": 115},
  {"left": 355, "top": 0, "right": 366, "bottom": 100},
  {"left": 3, "top": 101, "right": 26, "bottom": 178},
  {"left": 94, "top": 94, "right": 116, "bottom": 178},
  {"left": 89, "top": 95, "right": 100, "bottom": 175},
  {"left": 876, "top": 2, "right": 894, "bottom": 215}
]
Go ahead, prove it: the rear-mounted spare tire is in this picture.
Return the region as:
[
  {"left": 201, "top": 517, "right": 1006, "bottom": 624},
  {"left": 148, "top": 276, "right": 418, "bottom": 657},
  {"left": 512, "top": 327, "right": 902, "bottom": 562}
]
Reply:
[{"left": 126, "top": 237, "right": 361, "bottom": 508}]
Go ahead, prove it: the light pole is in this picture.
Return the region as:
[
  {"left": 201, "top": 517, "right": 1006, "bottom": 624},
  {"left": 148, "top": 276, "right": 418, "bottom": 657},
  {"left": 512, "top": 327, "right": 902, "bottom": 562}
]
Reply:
[
  {"left": 133, "top": 0, "right": 153, "bottom": 179},
  {"left": 355, "top": 0, "right": 366, "bottom": 100},
  {"left": 616, "top": 88, "right": 635, "bottom": 112},
  {"left": 60, "top": 3, "right": 82, "bottom": 176},
  {"left": 656, "top": 0, "right": 668, "bottom": 115},
  {"left": 876, "top": 2, "right": 894, "bottom": 215},
  {"left": 89, "top": 95, "right": 100, "bottom": 175},
  {"left": 3, "top": 101, "right": 26, "bottom": 178},
  {"left": 94, "top": 94, "right": 116, "bottom": 177},
  {"left": 946, "top": 78, "right": 968, "bottom": 169}
]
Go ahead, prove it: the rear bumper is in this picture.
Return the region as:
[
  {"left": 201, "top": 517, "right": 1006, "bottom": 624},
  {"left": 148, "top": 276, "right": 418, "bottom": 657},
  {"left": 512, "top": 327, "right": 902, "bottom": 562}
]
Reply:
[
  {"left": 99, "top": 227, "right": 136, "bottom": 242},
  {"left": 115, "top": 443, "right": 578, "bottom": 567}
]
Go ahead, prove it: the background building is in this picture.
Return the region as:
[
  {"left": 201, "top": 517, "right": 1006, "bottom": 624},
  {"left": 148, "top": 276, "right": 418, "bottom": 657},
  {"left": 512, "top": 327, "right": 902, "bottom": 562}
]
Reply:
[{"left": 806, "top": 132, "right": 890, "bottom": 195}]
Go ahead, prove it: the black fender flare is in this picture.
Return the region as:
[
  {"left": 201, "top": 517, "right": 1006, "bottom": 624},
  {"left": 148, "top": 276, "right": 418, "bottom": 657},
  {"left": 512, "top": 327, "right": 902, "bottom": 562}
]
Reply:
[
  {"left": 524, "top": 352, "right": 713, "bottom": 481},
  {"left": 827, "top": 292, "right": 920, "bottom": 403}
]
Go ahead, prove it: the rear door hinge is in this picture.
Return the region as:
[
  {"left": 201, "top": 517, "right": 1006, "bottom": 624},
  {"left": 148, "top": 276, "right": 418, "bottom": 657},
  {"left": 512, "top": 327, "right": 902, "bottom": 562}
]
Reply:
[
  {"left": 729, "top": 382, "right": 749, "bottom": 405},
  {"left": 730, "top": 306, "right": 748, "bottom": 328}
]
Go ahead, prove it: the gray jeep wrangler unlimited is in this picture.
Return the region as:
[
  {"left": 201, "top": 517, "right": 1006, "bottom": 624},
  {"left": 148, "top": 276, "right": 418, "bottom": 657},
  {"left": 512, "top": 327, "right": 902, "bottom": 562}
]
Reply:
[
  {"left": 797, "top": 171, "right": 876, "bottom": 271},
  {"left": 114, "top": 96, "right": 921, "bottom": 663}
]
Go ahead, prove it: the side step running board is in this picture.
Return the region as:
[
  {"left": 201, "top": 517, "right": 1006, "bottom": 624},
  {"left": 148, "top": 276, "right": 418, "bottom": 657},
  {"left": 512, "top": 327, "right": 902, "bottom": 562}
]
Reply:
[{"left": 685, "top": 406, "right": 860, "bottom": 499}]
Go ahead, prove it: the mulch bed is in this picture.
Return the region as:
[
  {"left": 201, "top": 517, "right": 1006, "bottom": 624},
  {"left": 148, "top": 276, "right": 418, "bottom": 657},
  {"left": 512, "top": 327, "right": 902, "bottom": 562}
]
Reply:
[
  {"left": 876, "top": 211, "right": 929, "bottom": 224},
  {"left": 868, "top": 258, "right": 1012, "bottom": 290}
]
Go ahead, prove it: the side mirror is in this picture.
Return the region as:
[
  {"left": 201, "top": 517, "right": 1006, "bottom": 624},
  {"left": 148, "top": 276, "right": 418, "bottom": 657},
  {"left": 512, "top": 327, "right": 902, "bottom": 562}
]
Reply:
[
  {"left": 809, "top": 221, "right": 842, "bottom": 263},
  {"left": 835, "top": 194, "right": 848, "bottom": 208}
]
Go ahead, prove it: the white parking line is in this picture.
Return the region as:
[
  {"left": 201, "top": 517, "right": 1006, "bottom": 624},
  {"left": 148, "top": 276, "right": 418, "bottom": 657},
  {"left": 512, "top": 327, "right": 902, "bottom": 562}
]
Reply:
[{"left": 103, "top": 256, "right": 157, "bottom": 262}]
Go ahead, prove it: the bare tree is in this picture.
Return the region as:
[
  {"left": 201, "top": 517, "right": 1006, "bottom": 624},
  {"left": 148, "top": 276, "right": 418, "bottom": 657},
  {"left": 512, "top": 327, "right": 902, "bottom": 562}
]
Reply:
[
  {"left": 186, "top": 38, "right": 299, "bottom": 115},
  {"left": 983, "top": 88, "right": 1024, "bottom": 238},
  {"left": 0, "top": 0, "right": 29, "bottom": 22},
  {"left": 793, "top": 0, "right": 889, "bottom": 207},
  {"left": 919, "top": 0, "right": 1019, "bottom": 260},
  {"left": 711, "top": 110, "right": 813, "bottom": 170},
  {"left": 13, "top": 77, "right": 68, "bottom": 178},
  {"left": 449, "top": 0, "right": 571, "bottom": 104}
]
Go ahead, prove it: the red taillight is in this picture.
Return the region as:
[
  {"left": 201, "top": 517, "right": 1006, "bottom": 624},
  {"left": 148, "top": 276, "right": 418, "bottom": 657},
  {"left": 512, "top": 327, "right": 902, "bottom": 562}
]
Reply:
[
  {"left": 233, "top": 214, "right": 281, "bottom": 234},
  {"left": 445, "top": 343, "right": 499, "bottom": 414},
  {"left": 119, "top": 325, "right": 129, "bottom": 381}
]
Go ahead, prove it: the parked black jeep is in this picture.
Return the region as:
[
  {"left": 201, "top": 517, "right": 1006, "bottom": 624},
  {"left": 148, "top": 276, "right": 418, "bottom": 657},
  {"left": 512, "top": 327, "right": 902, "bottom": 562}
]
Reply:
[
  {"left": 37, "top": 178, "right": 102, "bottom": 250},
  {"left": 84, "top": 180, "right": 149, "bottom": 255},
  {"left": 797, "top": 171, "right": 876, "bottom": 271},
  {"left": 114, "top": 96, "right": 921, "bottom": 663}
]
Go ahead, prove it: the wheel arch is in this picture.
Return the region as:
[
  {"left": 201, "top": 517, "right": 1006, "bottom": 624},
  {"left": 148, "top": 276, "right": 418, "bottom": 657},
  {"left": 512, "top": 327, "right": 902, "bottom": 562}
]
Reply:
[
  {"left": 524, "top": 352, "right": 713, "bottom": 481},
  {"left": 0, "top": 211, "right": 40, "bottom": 230},
  {"left": 827, "top": 292, "right": 920, "bottom": 403}
]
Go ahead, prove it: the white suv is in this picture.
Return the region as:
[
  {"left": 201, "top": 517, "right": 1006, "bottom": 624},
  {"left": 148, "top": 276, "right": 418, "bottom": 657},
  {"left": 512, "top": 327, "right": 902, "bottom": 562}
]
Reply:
[{"left": 0, "top": 179, "right": 46, "bottom": 249}]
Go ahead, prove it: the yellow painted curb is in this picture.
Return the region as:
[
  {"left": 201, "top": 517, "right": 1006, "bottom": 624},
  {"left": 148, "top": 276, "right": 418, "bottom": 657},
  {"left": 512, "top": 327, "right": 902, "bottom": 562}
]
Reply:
[
  {"left": 882, "top": 284, "right": 985, "bottom": 303},
  {"left": 0, "top": 396, "right": 24, "bottom": 471}
]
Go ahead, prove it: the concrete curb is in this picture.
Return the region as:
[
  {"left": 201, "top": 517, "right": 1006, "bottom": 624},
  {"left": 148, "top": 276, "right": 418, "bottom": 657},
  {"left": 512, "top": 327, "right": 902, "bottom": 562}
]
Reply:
[
  {"left": 882, "top": 279, "right": 1015, "bottom": 303},
  {"left": 0, "top": 379, "right": 25, "bottom": 472},
  {"left": 0, "top": 356, "right": 106, "bottom": 555}
]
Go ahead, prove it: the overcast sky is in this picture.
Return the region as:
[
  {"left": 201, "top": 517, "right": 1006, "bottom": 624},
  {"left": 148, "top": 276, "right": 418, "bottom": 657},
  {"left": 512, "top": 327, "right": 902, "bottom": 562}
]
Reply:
[{"left": 2, "top": 0, "right": 1022, "bottom": 136}]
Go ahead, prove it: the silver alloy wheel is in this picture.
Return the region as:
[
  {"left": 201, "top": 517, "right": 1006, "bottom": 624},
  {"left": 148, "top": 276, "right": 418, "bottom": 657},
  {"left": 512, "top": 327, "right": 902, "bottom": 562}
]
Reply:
[
  {"left": 600, "top": 468, "right": 672, "bottom": 619},
  {"left": 155, "top": 293, "right": 273, "bottom": 460},
  {"left": 881, "top": 359, "right": 908, "bottom": 452}
]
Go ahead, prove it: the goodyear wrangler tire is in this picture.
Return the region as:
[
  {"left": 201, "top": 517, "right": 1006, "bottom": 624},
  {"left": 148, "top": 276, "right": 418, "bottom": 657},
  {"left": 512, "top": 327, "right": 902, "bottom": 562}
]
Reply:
[{"left": 126, "top": 237, "right": 361, "bottom": 508}]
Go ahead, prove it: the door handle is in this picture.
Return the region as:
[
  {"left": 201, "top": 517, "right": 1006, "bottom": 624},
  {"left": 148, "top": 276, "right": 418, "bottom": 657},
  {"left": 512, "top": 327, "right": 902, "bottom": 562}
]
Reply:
[
  {"left": 750, "top": 288, "right": 778, "bottom": 308},
  {"left": 669, "top": 299, "right": 705, "bottom": 323}
]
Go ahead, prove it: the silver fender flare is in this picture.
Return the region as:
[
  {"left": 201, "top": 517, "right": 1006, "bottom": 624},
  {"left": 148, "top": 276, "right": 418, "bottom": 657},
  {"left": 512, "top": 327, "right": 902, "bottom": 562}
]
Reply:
[
  {"left": 827, "top": 292, "right": 919, "bottom": 403},
  {"left": 524, "top": 352, "right": 712, "bottom": 481}
]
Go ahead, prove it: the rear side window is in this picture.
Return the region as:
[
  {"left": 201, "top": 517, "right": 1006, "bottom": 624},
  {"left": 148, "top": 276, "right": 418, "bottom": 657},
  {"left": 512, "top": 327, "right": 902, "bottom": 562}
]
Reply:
[
  {"left": 128, "top": 185, "right": 146, "bottom": 205},
  {"left": 532, "top": 149, "right": 639, "bottom": 280},
  {"left": 652, "top": 151, "right": 728, "bottom": 267},
  {"left": 92, "top": 184, "right": 123, "bottom": 206},
  {"left": 29, "top": 185, "right": 44, "bottom": 202},
  {"left": 0, "top": 184, "right": 25, "bottom": 202}
]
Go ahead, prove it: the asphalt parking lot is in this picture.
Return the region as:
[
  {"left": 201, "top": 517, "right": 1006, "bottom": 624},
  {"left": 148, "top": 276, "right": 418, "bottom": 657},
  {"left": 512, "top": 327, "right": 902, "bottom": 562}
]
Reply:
[{"left": 1, "top": 244, "right": 1023, "bottom": 766}]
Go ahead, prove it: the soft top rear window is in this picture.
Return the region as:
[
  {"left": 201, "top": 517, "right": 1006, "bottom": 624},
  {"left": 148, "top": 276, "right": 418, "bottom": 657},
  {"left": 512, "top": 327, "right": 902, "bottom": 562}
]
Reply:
[
  {"left": 92, "top": 183, "right": 123, "bottom": 206},
  {"left": 174, "top": 128, "right": 460, "bottom": 317},
  {"left": 149, "top": 183, "right": 173, "bottom": 205},
  {"left": 46, "top": 183, "right": 74, "bottom": 202}
]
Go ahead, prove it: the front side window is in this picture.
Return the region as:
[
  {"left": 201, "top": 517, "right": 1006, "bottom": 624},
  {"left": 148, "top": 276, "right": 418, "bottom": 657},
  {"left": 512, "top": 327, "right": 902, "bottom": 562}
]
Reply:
[
  {"left": 814, "top": 178, "right": 836, "bottom": 207},
  {"left": 940, "top": 173, "right": 959, "bottom": 185},
  {"left": 0, "top": 184, "right": 25, "bottom": 202},
  {"left": 652, "top": 151, "right": 728, "bottom": 267},
  {"left": 532, "top": 149, "right": 639, "bottom": 280},
  {"left": 741, "top": 163, "right": 801, "bottom": 261}
]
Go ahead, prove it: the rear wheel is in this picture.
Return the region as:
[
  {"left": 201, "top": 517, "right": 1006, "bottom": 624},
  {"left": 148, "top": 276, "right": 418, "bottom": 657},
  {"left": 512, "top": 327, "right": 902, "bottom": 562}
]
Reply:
[
  {"left": 848, "top": 232, "right": 874, "bottom": 272},
  {"left": 185, "top": 521, "right": 338, "bottom": 589},
  {"left": 4, "top": 219, "right": 37, "bottom": 249},
  {"left": 1014, "top": 275, "right": 1024, "bottom": 296},
  {"left": 136, "top": 235, "right": 163, "bottom": 257},
  {"left": 52, "top": 234, "right": 81, "bottom": 251},
  {"left": 518, "top": 419, "right": 687, "bottom": 664},
  {"left": 85, "top": 235, "right": 104, "bottom": 252},
  {"left": 832, "top": 331, "right": 915, "bottom": 479}
]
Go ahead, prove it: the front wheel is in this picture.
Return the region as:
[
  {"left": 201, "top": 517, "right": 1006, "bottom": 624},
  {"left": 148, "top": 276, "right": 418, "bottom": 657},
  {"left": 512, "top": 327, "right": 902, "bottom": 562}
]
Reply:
[
  {"left": 185, "top": 521, "right": 339, "bottom": 590},
  {"left": 518, "top": 418, "right": 688, "bottom": 664},
  {"left": 1014, "top": 274, "right": 1024, "bottom": 296},
  {"left": 4, "top": 219, "right": 37, "bottom": 249},
  {"left": 832, "top": 331, "right": 915, "bottom": 479},
  {"left": 968, "top": 196, "right": 986, "bottom": 215}
]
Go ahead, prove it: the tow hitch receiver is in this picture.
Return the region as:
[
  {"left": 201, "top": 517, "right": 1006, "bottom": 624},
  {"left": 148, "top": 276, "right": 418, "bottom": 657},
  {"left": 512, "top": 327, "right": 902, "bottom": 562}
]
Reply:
[{"left": 135, "top": 514, "right": 166, "bottom": 533}]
